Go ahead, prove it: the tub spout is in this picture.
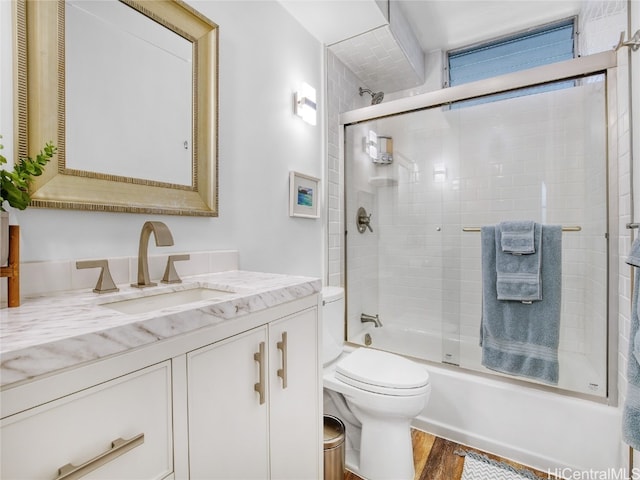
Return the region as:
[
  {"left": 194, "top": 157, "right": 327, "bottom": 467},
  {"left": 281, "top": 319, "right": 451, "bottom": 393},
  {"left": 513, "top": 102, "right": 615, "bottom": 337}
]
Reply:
[{"left": 361, "top": 313, "right": 382, "bottom": 328}]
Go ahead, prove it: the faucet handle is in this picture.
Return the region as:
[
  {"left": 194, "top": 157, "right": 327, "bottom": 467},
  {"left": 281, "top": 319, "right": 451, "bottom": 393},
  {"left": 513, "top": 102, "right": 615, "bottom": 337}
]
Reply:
[
  {"left": 76, "top": 260, "right": 119, "bottom": 294},
  {"left": 161, "top": 254, "right": 190, "bottom": 284},
  {"left": 356, "top": 207, "right": 374, "bottom": 233}
]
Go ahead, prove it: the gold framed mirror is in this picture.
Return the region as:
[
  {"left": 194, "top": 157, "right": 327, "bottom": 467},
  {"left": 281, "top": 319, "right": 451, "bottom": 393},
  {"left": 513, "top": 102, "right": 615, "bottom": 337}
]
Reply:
[{"left": 15, "top": 0, "right": 218, "bottom": 216}]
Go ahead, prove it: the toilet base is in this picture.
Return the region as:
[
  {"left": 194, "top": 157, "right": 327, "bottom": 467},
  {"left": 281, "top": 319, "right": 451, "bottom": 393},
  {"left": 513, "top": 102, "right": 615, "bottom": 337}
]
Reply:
[
  {"left": 343, "top": 423, "right": 415, "bottom": 480},
  {"left": 357, "top": 416, "right": 415, "bottom": 480},
  {"left": 325, "top": 390, "right": 417, "bottom": 480},
  {"left": 322, "top": 346, "right": 430, "bottom": 480},
  {"left": 345, "top": 448, "right": 360, "bottom": 475}
]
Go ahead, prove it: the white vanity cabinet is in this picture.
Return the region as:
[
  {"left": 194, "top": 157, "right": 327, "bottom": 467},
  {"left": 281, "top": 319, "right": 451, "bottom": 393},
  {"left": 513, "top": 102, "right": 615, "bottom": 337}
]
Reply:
[
  {"left": 186, "top": 308, "right": 320, "bottom": 480},
  {"left": 187, "top": 326, "right": 270, "bottom": 479},
  {"left": 1, "top": 289, "right": 321, "bottom": 480},
  {"left": 0, "top": 361, "right": 173, "bottom": 480}
]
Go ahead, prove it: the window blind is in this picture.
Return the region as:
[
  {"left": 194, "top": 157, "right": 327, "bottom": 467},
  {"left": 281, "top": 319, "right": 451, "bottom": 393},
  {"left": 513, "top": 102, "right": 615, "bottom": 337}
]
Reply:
[{"left": 448, "top": 20, "right": 575, "bottom": 87}]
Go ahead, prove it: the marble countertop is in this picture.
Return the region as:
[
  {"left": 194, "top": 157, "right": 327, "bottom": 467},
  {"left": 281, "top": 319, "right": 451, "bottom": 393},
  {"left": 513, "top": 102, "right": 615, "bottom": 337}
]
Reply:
[{"left": 0, "top": 271, "right": 321, "bottom": 388}]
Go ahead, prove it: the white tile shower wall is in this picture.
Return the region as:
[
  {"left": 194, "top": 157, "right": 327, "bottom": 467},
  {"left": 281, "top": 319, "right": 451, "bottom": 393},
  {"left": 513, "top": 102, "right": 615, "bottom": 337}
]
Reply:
[
  {"left": 579, "top": 3, "right": 629, "bottom": 366},
  {"left": 615, "top": 55, "right": 631, "bottom": 399},
  {"left": 614, "top": 50, "right": 632, "bottom": 464},
  {"left": 578, "top": 4, "right": 634, "bottom": 467},
  {"left": 345, "top": 121, "right": 380, "bottom": 336},
  {"left": 579, "top": 0, "right": 628, "bottom": 55},
  {"left": 326, "top": 51, "right": 371, "bottom": 288},
  {"left": 583, "top": 81, "right": 609, "bottom": 381},
  {"left": 472, "top": 83, "right": 604, "bottom": 361},
  {"left": 381, "top": 49, "right": 443, "bottom": 104},
  {"left": 629, "top": 0, "right": 640, "bottom": 466},
  {"left": 388, "top": 0, "right": 425, "bottom": 85},
  {"left": 375, "top": 118, "right": 447, "bottom": 341},
  {"left": 577, "top": 0, "right": 631, "bottom": 462},
  {"left": 329, "top": 25, "right": 424, "bottom": 94},
  {"left": 365, "top": 82, "right": 607, "bottom": 372}
]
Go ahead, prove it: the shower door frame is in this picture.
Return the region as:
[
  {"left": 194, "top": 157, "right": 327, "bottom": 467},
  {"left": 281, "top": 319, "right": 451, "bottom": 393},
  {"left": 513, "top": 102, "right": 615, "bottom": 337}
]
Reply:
[{"left": 339, "top": 50, "right": 621, "bottom": 404}]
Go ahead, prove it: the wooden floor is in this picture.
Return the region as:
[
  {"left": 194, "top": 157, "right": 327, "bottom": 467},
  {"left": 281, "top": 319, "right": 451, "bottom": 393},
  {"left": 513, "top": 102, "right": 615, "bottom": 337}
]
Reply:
[{"left": 344, "top": 429, "right": 552, "bottom": 480}]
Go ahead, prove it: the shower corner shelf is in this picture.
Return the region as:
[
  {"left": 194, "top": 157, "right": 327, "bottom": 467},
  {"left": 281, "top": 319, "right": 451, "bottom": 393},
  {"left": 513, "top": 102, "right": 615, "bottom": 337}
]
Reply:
[{"left": 369, "top": 176, "right": 397, "bottom": 187}]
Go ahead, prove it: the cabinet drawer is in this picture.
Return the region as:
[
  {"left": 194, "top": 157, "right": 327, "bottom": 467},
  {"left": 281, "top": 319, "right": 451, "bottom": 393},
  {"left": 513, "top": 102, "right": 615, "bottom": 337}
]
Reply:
[{"left": 1, "top": 361, "right": 173, "bottom": 480}]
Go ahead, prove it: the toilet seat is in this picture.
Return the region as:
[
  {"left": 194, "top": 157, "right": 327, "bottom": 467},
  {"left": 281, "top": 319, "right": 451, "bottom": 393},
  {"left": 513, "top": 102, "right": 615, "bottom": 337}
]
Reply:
[{"left": 335, "top": 348, "right": 429, "bottom": 396}]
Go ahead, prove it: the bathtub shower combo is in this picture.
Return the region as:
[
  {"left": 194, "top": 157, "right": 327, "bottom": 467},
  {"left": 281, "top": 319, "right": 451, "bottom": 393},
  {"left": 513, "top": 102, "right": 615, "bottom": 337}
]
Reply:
[{"left": 342, "top": 52, "right": 619, "bottom": 402}]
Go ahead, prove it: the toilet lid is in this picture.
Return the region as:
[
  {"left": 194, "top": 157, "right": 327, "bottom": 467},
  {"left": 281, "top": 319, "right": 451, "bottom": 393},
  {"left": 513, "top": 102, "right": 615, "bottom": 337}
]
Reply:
[{"left": 335, "top": 348, "right": 429, "bottom": 391}]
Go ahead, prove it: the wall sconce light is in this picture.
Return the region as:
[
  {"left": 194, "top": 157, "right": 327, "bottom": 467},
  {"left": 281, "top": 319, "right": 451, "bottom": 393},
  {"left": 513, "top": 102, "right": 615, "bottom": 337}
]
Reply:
[{"left": 295, "top": 82, "right": 317, "bottom": 125}]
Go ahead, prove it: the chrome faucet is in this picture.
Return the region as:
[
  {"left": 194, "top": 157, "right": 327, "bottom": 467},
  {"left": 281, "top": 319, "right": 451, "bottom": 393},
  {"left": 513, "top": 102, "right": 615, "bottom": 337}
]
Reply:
[
  {"left": 361, "top": 313, "right": 383, "bottom": 328},
  {"left": 132, "top": 221, "right": 174, "bottom": 288}
]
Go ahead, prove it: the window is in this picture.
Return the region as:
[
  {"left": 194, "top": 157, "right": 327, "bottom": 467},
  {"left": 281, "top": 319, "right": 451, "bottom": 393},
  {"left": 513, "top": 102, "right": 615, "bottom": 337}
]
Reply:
[{"left": 446, "top": 18, "right": 576, "bottom": 106}]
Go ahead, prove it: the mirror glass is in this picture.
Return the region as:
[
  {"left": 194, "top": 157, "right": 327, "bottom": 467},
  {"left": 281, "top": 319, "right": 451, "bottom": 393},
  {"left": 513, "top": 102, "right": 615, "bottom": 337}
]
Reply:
[
  {"left": 66, "top": 0, "right": 193, "bottom": 186},
  {"left": 16, "top": 0, "right": 218, "bottom": 216}
]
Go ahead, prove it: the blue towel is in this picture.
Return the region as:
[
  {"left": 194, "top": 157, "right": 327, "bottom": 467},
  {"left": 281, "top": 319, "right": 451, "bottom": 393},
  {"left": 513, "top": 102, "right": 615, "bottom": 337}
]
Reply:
[
  {"left": 499, "top": 221, "right": 536, "bottom": 254},
  {"left": 623, "top": 238, "right": 640, "bottom": 450},
  {"left": 495, "top": 223, "right": 542, "bottom": 302},
  {"left": 628, "top": 239, "right": 640, "bottom": 266},
  {"left": 480, "top": 225, "right": 562, "bottom": 384}
]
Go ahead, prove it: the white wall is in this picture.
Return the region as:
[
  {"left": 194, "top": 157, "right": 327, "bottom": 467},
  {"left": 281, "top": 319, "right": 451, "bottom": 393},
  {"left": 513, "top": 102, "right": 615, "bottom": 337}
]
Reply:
[{"left": 0, "top": 1, "right": 324, "bottom": 278}]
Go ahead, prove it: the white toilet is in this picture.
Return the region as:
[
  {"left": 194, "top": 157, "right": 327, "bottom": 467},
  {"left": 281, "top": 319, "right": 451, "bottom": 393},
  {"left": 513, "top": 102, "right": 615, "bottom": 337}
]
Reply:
[{"left": 322, "top": 287, "right": 431, "bottom": 480}]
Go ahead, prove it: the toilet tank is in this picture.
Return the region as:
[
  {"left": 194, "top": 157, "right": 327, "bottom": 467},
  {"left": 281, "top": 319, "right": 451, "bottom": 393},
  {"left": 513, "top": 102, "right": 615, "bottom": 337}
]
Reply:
[{"left": 322, "top": 286, "right": 345, "bottom": 366}]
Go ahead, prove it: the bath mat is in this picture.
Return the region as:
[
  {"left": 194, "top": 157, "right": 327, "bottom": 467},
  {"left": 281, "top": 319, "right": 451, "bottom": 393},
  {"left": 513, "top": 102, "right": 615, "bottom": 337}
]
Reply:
[{"left": 457, "top": 450, "right": 543, "bottom": 480}]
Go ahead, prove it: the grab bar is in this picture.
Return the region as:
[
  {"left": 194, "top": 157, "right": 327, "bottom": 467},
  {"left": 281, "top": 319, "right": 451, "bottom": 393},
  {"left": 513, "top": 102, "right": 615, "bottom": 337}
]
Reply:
[{"left": 462, "top": 226, "right": 581, "bottom": 232}]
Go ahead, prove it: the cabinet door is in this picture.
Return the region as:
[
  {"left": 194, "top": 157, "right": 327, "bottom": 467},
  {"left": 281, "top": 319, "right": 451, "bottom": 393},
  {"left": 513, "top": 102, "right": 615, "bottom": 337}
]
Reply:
[
  {"left": 1, "top": 362, "right": 173, "bottom": 480},
  {"left": 187, "top": 326, "right": 269, "bottom": 480},
  {"left": 269, "top": 308, "right": 320, "bottom": 480}
]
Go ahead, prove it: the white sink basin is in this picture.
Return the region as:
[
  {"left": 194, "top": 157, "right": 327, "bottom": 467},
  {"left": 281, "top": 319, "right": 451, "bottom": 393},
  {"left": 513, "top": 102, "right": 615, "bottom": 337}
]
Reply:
[{"left": 101, "top": 287, "right": 235, "bottom": 315}]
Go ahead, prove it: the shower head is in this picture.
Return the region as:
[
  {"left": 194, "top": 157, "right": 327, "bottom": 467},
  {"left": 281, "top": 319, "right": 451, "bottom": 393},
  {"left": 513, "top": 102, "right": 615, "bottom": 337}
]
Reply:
[{"left": 359, "top": 87, "right": 384, "bottom": 105}]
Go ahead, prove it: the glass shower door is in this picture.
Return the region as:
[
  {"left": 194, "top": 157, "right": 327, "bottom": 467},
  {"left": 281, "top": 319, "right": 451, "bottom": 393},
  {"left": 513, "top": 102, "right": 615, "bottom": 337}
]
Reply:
[{"left": 344, "top": 73, "right": 609, "bottom": 397}]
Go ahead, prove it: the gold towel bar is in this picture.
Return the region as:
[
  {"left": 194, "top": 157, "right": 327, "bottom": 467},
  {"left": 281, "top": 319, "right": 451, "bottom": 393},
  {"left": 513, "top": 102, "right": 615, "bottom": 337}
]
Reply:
[{"left": 462, "top": 226, "right": 582, "bottom": 232}]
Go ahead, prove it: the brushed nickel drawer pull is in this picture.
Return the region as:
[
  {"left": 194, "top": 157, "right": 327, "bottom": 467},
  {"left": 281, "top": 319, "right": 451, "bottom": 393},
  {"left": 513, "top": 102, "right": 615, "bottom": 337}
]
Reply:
[
  {"left": 277, "top": 331, "right": 288, "bottom": 389},
  {"left": 55, "top": 433, "right": 144, "bottom": 480},
  {"left": 254, "top": 341, "right": 266, "bottom": 405}
]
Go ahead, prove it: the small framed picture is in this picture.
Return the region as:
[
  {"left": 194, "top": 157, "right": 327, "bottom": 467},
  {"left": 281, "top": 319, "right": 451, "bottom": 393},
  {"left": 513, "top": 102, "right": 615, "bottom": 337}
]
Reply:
[{"left": 289, "top": 171, "right": 320, "bottom": 218}]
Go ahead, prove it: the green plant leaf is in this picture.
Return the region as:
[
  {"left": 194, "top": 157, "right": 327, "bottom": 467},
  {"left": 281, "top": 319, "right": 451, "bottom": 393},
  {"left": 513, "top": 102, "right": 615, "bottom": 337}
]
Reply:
[{"left": 0, "top": 140, "right": 57, "bottom": 211}]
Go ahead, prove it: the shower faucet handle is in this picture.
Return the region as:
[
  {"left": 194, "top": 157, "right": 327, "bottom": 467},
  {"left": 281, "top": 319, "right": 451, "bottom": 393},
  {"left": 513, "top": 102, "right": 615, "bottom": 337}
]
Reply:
[{"left": 357, "top": 207, "right": 373, "bottom": 233}]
